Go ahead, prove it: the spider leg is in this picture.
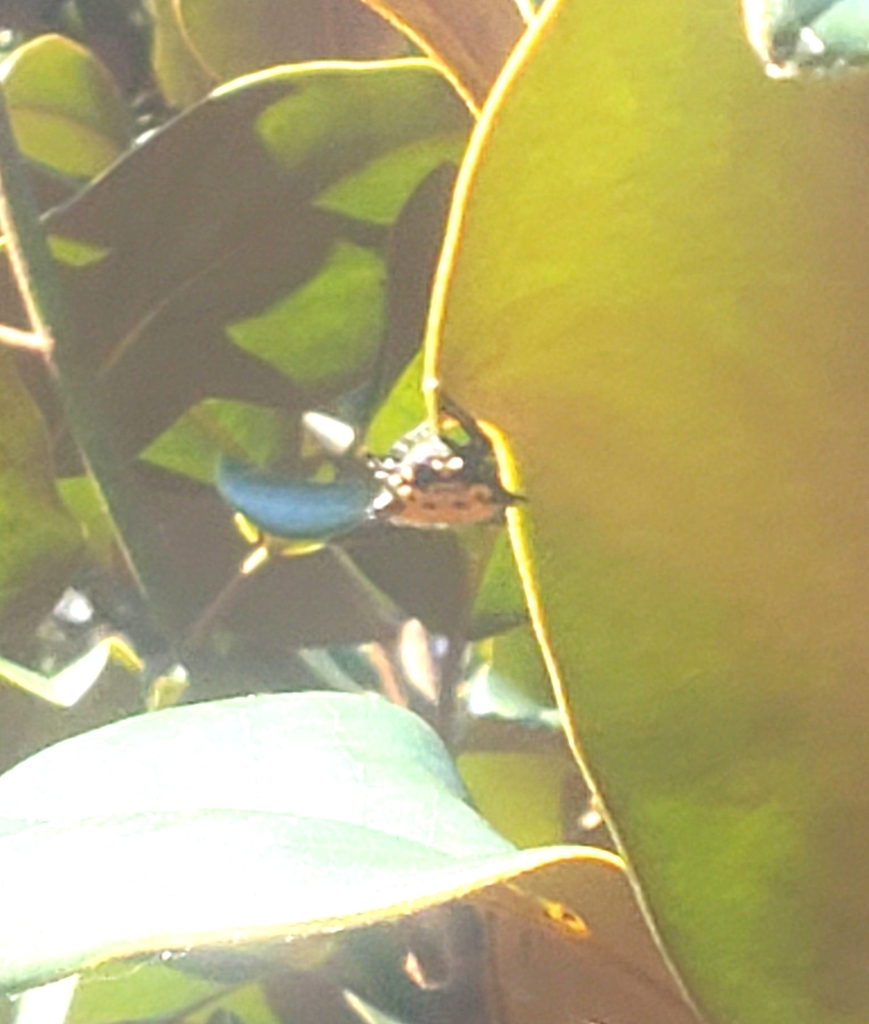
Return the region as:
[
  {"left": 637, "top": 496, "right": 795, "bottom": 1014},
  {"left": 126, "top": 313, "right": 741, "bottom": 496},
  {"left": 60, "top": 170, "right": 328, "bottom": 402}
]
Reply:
[
  {"left": 437, "top": 393, "right": 494, "bottom": 461},
  {"left": 438, "top": 395, "right": 527, "bottom": 506}
]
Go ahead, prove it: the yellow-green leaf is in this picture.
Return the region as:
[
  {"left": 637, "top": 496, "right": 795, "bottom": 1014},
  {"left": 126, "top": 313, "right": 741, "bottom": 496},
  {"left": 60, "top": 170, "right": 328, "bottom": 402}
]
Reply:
[
  {"left": 458, "top": 750, "right": 567, "bottom": 848},
  {"left": 315, "top": 133, "right": 466, "bottom": 225},
  {"left": 428, "top": 0, "right": 869, "bottom": 1021},
  {"left": 227, "top": 241, "right": 384, "bottom": 386},
  {"left": 150, "top": 0, "right": 215, "bottom": 109},
  {"left": 68, "top": 962, "right": 223, "bottom": 1024},
  {"left": 0, "top": 352, "right": 81, "bottom": 624},
  {"left": 1, "top": 35, "right": 132, "bottom": 178},
  {"left": 47, "top": 234, "right": 109, "bottom": 268},
  {"left": 141, "top": 399, "right": 290, "bottom": 484}
]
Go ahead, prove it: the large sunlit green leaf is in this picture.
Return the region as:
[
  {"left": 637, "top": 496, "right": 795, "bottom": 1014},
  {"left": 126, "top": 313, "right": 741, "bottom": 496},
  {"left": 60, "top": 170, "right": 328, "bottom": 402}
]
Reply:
[
  {"left": 0, "top": 691, "right": 694, "bottom": 1024},
  {"left": 0, "top": 34, "right": 132, "bottom": 178},
  {"left": 429, "top": 0, "right": 869, "bottom": 1021}
]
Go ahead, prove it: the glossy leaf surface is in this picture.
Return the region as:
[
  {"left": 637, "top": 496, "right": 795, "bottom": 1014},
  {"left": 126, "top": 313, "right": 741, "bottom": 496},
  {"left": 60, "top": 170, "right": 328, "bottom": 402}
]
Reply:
[
  {"left": 430, "top": 0, "right": 869, "bottom": 1020},
  {"left": 0, "top": 690, "right": 680, "bottom": 1024},
  {"left": 216, "top": 459, "right": 377, "bottom": 540}
]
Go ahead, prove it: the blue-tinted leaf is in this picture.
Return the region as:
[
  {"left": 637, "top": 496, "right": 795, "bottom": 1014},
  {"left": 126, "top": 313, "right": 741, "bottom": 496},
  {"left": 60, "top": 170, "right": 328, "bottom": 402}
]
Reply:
[
  {"left": 216, "top": 460, "right": 377, "bottom": 541},
  {"left": 749, "top": 0, "right": 869, "bottom": 67}
]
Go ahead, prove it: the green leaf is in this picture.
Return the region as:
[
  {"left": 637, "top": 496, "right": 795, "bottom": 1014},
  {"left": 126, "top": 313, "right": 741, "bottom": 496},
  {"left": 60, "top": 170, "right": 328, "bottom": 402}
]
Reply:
[
  {"left": 353, "top": 0, "right": 529, "bottom": 111},
  {"left": 69, "top": 966, "right": 279, "bottom": 1024},
  {"left": 246, "top": 60, "right": 467, "bottom": 181},
  {"left": 365, "top": 350, "right": 426, "bottom": 453},
  {"left": 187, "top": 984, "right": 278, "bottom": 1024},
  {"left": 149, "top": 0, "right": 215, "bottom": 109},
  {"left": 470, "top": 530, "right": 526, "bottom": 634},
  {"left": 0, "top": 60, "right": 470, "bottom": 646},
  {"left": 56, "top": 474, "right": 115, "bottom": 566},
  {"left": 430, "top": 0, "right": 869, "bottom": 1021},
  {"left": 0, "top": 351, "right": 81, "bottom": 628},
  {"left": 0, "top": 691, "right": 685, "bottom": 1024},
  {"left": 226, "top": 241, "right": 385, "bottom": 386},
  {"left": 68, "top": 962, "right": 224, "bottom": 1024},
  {"left": 315, "top": 134, "right": 466, "bottom": 225},
  {"left": 458, "top": 751, "right": 567, "bottom": 848},
  {"left": 0, "top": 59, "right": 470, "bottom": 469},
  {"left": 176, "top": 0, "right": 404, "bottom": 83},
  {"left": 488, "top": 624, "right": 553, "bottom": 707},
  {"left": 375, "top": 162, "right": 458, "bottom": 417},
  {"left": 456, "top": 623, "right": 566, "bottom": 852},
  {"left": 362, "top": 161, "right": 458, "bottom": 441},
  {"left": 0, "top": 34, "right": 132, "bottom": 178},
  {"left": 46, "top": 235, "right": 109, "bottom": 268},
  {"left": 141, "top": 399, "right": 291, "bottom": 484}
]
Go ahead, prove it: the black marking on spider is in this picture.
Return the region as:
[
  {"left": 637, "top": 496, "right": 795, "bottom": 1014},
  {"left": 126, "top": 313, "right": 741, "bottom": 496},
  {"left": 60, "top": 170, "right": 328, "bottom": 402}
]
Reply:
[{"left": 367, "top": 399, "right": 521, "bottom": 529}]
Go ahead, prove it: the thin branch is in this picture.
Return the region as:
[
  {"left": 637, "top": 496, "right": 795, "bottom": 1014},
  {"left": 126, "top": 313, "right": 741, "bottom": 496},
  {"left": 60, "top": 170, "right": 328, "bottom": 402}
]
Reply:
[
  {"left": 0, "top": 322, "right": 46, "bottom": 351},
  {"left": 0, "top": 86, "right": 191, "bottom": 638}
]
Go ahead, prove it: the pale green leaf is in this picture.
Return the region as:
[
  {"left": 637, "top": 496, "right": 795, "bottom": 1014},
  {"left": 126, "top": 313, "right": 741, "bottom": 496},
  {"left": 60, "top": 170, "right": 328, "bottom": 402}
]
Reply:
[{"left": 0, "top": 692, "right": 626, "bottom": 998}]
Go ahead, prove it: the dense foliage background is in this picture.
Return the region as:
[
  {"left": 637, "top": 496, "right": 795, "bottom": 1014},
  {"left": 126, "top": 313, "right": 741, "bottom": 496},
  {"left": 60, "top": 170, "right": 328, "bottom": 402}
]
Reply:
[{"left": 0, "top": 0, "right": 868, "bottom": 1022}]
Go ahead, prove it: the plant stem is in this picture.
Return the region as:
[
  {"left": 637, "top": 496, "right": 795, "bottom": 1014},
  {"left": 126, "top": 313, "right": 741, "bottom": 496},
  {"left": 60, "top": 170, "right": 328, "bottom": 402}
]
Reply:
[
  {"left": 0, "top": 87, "right": 189, "bottom": 640},
  {"left": 0, "top": 323, "right": 42, "bottom": 350}
]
